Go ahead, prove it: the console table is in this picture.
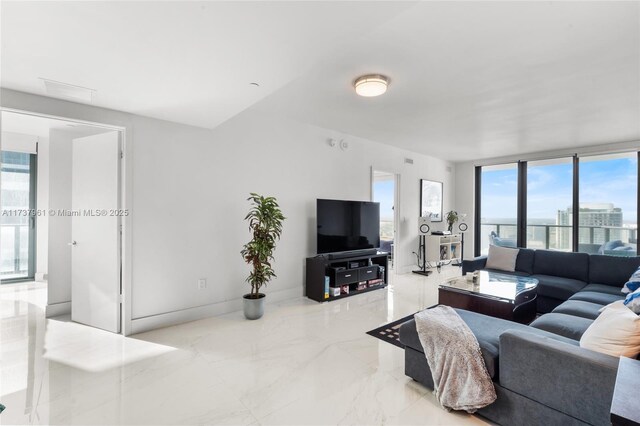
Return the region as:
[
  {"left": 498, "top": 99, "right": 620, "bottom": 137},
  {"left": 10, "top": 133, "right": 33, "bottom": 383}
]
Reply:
[{"left": 611, "top": 356, "right": 640, "bottom": 425}]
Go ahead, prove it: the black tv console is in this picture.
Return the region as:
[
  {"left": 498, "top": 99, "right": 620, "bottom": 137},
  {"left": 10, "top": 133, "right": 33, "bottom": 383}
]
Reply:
[{"left": 306, "top": 252, "right": 389, "bottom": 302}]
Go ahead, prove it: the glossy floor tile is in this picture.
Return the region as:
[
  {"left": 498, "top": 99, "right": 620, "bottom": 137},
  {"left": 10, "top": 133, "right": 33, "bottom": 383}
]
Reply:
[{"left": 0, "top": 269, "right": 491, "bottom": 425}]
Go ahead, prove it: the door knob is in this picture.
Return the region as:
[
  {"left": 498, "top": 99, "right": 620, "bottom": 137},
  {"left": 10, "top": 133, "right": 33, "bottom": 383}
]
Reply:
[{"left": 68, "top": 241, "right": 77, "bottom": 246}]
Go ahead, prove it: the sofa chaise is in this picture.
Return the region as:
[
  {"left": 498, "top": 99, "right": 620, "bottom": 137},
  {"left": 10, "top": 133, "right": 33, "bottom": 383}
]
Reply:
[{"left": 399, "top": 249, "right": 640, "bottom": 425}]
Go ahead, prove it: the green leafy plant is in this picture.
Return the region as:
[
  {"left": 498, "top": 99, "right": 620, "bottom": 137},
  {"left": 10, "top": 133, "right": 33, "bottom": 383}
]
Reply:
[
  {"left": 241, "top": 193, "right": 285, "bottom": 299},
  {"left": 446, "top": 210, "right": 459, "bottom": 232}
]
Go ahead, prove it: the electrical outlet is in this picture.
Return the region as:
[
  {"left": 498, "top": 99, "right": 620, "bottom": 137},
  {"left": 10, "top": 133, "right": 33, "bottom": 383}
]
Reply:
[{"left": 197, "top": 278, "right": 207, "bottom": 290}]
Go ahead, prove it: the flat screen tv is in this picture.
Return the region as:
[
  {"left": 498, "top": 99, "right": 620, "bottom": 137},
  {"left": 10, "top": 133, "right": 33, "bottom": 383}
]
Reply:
[{"left": 317, "top": 199, "right": 380, "bottom": 254}]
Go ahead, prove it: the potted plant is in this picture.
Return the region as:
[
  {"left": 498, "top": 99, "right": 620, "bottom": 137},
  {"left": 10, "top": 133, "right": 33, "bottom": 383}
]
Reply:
[
  {"left": 240, "top": 193, "right": 285, "bottom": 320},
  {"left": 446, "top": 210, "right": 458, "bottom": 233}
]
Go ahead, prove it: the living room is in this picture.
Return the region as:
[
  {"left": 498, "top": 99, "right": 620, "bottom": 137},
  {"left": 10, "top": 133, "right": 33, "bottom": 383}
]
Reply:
[{"left": 0, "top": 1, "right": 638, "bottom": 425}]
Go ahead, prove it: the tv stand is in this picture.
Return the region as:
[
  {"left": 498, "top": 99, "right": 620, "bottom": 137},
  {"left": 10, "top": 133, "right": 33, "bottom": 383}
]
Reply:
[{"left": 306, "top": 252, "right": 389, "bottom": 302}]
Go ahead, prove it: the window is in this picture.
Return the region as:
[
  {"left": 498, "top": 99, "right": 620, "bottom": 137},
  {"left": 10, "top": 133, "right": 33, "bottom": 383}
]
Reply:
[
  {"left": 1, "top": 151, "right": 36, "bottom": 281},
  {"left": 578, "top": 153, "right": 637, "bottom": 256},
  {"left": 478, "top": 163, "right": 518, "bottom": 255},
  {"left": 526, "top": 158, "right": 573, "bottom": 251},
  {"left": 475, "top": 151, "right": 639, "bottom": 257}
]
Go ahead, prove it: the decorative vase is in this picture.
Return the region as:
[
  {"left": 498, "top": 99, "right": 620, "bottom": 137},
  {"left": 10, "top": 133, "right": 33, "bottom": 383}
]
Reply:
[
  {"left": 448, "top": 223, "right": 454, "bottom": 232},
  {"left": 243, "top": 293, "right": 265, "bottom": 320}
]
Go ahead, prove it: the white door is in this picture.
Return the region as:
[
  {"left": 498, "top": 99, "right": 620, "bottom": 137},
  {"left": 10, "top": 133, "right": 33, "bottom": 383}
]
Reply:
[{"left": 71, "top": 131, "right": 121, "bottom": 333}]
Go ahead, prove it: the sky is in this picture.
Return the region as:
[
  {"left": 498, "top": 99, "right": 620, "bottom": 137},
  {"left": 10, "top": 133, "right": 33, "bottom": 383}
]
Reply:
[
  {"left": 373, "top": 179, "right": 394, "bottom": 221},
  {"left": 482, "top": 155, "right": 638, "bottom": 223}
]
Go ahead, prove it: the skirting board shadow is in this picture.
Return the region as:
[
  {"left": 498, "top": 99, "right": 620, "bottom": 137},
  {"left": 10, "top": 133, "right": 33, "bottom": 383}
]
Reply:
[
  {"left": 46, "top": 301, "right": 71, "bottom": 318},
  {"left": 130, "top": 286, "right": 303, "bottom": 335}
]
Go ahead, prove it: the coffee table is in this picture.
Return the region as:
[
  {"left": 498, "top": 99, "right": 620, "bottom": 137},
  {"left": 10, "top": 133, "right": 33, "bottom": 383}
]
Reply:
[{"left": 438, "top": 271, "right": 539, "bottom": 324}]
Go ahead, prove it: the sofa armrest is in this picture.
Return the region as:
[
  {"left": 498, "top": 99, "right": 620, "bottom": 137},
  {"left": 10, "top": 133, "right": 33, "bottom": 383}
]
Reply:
[
  {"left": 499, "top": 330, "right": 618, "bottom": 425},
  {"left": 462, "top": 256, "right": 487, "bottom": 274}
]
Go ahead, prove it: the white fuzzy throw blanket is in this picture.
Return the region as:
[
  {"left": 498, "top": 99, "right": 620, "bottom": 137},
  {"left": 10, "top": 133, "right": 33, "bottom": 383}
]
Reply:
[{"left": 414, "top": 306, "right": 497, "bottom": 412}]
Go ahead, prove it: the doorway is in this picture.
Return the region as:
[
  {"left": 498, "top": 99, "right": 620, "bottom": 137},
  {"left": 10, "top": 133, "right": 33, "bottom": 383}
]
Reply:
[
  {"left": 0, "top": 110, "right": 126, "bottom": 334},
  {"left": 372, "top": 170, "right": 399, "bottom": 270}
]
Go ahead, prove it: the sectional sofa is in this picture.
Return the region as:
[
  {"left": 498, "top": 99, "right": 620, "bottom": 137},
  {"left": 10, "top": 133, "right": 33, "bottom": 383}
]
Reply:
[
  {"left": 462, "top": 248, "right": 640, "bottom": 315},
  {"left": 399, "top": 249, "right": 640, "bottom": 425}
]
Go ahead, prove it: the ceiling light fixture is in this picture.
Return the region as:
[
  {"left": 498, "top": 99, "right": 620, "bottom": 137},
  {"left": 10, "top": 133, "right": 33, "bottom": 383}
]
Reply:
[{"left": 353, "top": 74, "right": 389, "bottom": 97}]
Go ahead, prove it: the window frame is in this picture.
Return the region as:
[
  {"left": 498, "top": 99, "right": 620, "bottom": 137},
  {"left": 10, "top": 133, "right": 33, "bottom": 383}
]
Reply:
[{"left": 474, "top": 152, "right": 639, "bottom": 257}]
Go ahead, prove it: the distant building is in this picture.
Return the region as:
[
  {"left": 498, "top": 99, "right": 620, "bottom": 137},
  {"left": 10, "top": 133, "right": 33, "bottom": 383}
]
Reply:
[{"left": 557, "top": 203, "right": 623, "bottom": 248}]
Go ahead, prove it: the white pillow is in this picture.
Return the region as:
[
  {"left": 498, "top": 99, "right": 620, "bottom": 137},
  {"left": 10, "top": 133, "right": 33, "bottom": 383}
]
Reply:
[
  {"left": 485, "top": 244, "right": 519, "bottom": 272},
  {"left": 580, "top": 300, "right": 640, "bottom": 357}
]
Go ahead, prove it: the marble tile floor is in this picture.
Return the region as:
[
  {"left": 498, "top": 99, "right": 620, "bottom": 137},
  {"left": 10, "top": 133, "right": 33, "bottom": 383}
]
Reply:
[{"left": 0, "top": 268, "right": 491, "bottom": 425}]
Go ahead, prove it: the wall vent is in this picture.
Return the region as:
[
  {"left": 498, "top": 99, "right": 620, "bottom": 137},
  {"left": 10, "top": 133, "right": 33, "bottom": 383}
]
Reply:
[
  {"left": 404, "top": 158, "right": 414, "bottom": 165},
  {"left": 40, "top": 78, "right": 95, "bottom": 102}
]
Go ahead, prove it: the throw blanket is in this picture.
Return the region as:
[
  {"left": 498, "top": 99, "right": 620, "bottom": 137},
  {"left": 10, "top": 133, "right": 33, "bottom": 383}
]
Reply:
[{"left": 414, "top": 306, "right": 496, "bottom": 412}]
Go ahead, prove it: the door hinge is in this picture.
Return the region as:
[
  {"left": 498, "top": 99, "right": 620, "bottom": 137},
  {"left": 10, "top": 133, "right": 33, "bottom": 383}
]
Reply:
[
  {"left": 120, "top": 151, "right": 124, "bottom": 159},
  {"left": 119, "top": 294, "right": 123, "bottom": 303}
]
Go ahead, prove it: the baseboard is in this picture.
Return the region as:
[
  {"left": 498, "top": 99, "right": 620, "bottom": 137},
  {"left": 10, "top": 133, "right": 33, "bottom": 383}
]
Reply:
[
  {"left": 35, "top": 272, "right": 48, "bottom": 282},
  {"left": 46, "top": 301, "right": 71, "bottom": 317},
  {"left": 130, "top": 286, "right": 303, "bottom": 335}
]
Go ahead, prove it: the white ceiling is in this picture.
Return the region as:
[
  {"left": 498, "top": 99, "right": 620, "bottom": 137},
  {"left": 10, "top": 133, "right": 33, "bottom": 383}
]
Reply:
[{"left": 2, "top": 1, "right": 638, "bottom": 162}]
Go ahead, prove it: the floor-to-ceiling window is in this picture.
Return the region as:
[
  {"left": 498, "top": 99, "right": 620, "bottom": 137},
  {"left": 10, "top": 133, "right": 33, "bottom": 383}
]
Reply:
[
  {"left": 475, "top": 151, "right": 639, "bottom": 257},
  {"left": 578, "top": 153, "right": 638, "bottom": 255},
  {"left": 1, "top": 151, "right": 37, "bottom": 282},
  {"left": 526, "top": 158, "right": 574, "bottom": 251},
  {"left": 478, "top": 163, "right": 518, "bottom": 255}
]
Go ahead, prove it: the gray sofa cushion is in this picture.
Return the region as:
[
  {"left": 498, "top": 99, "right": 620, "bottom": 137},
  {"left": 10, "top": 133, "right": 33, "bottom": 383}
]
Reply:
[
  {"left": 589, "top": 254, "right": 640, "bottom": 287},
  {"left": 537, "top": 296, "right": 564, "bottom": 314},
  {"left": 569, "top": 291, "right": 624, "bottom": 305},
  {"left": 581, "top": 283, "right": 625, "bottom": 296},
  {"left": 533, "top": 250, "right": 590, "bottom": 282},
  {"left": 399, "top": 308, "right": 578, "bottom": 379},
  {"left": 530, "top": 313, "right": 593, "bottom": 340},
  {"left": 532, "top": 274, "right": 587, "bottom": 300},
  {"left": 515, "top": 248, "right": 535, "bottom": 275},
  {"left": 551, "top": 300, "right": 603, "bottom": 320}
]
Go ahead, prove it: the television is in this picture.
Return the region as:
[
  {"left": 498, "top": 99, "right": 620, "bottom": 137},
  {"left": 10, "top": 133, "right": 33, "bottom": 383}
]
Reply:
[{"left": 317, "top": 199, "right": 380, "bottom": 254}]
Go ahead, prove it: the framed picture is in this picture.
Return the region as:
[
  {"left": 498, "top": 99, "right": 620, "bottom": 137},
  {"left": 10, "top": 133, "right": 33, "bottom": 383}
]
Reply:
[{"left": 420, "top": 179, "right": 443, "bottom": 222}]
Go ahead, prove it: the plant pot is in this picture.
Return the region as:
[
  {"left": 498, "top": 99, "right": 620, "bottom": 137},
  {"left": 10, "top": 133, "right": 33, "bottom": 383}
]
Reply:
[{"left": 243, "top": 293, "right": 265, "bottom": 320}]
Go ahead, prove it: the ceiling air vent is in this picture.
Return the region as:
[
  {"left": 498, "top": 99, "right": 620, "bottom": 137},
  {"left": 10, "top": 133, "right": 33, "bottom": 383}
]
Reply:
[
  {"left": 40, "top": 78, "right": 95, "bottom": 102},
  {"left": 405, "top": 158, "right": 414, "bottom": 165}
]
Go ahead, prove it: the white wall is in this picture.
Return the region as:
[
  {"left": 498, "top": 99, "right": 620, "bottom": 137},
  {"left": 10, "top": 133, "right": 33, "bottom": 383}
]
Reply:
[
  {"left": 455, "top": 162, "right": 476, "bottom": 260},
  {"left": 47, "top": 129, "right": 72, "bottom": 306},
  {"left": 130, "top": 109, "right": 455, "bottom": 320},
  {"left": 1, "top": 89, "right": 454, "bottom": 333},
  {"left": 1, "top": 131, "right": 38, "bottom": 153}
]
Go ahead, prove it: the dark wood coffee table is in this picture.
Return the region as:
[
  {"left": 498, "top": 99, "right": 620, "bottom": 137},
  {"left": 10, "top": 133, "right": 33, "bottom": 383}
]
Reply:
[{"left": 438, "top": 271, "right": 538, "bottom": 324}]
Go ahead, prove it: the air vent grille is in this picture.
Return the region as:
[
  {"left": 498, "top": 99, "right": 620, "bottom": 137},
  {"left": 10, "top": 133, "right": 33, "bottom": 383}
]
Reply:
[{"left": 41, "top": 78, "right": 95, "bottom": 102}]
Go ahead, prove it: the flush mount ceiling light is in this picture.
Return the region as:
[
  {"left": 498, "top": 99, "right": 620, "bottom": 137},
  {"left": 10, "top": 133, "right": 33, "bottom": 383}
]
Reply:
[{"left": 353, "top": 74, "right": 389, "bottom": 97}]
